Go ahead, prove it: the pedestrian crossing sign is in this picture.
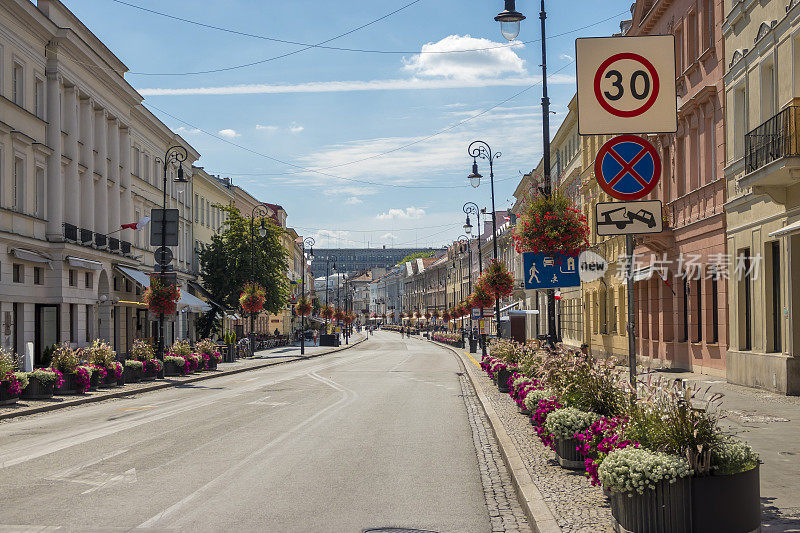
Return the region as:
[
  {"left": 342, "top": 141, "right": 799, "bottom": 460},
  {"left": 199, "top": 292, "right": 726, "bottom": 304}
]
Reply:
[{"left": 522, "top": 252, "right": 581, "bottom": 290}]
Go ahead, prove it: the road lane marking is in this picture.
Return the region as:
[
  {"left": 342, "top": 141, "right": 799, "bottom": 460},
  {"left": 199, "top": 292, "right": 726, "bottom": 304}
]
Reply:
[
  {"left": 47, "top": 448, "right": 129, "bottom": 481},
  {"left": 139, "top": 372, "right": 357, "bottom": 529},
  {"left": 118, "top": 405, "right": 157, "bottom": 411}
]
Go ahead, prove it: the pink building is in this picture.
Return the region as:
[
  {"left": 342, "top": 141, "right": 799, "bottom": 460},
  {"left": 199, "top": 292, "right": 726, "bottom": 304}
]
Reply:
[{"left": 625, "top": 0, "right": 728, "bottom": 375}]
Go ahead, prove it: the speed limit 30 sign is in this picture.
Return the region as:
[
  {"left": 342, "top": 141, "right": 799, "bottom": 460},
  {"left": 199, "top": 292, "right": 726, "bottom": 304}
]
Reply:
[{"left": 576, "top": 35, "right": 677, "bottom": 135}]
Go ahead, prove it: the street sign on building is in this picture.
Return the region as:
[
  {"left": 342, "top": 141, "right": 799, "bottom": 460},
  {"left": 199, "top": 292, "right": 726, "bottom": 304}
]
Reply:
[
  {"left": 522, "top": 252, "right": 580, "bottom": 290},
  {"left": 575, "top": 35, "right": 677, "bottom": 135},
  {"left": 595, "top": 200, "right": 663, "bottom": 236},
  {"left": 149, "top": 209, "right": 179, "bottom": 247},
  {"left": 594, "top": 135, "right": 661, "bottom": 201}
]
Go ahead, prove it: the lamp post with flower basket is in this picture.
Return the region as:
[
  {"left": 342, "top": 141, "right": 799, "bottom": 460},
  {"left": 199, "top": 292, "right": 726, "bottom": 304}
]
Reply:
[
  {"left": 297, "top": 236, "right": 315, "bottom": 355},
  {"left": 246, "top": 203, "right": 272, "bottom": 355}
]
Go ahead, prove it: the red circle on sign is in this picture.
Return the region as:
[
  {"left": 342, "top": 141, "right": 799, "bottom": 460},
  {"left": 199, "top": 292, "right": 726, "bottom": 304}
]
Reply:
[
  {"left": 594, "top": 135, "right": 661, "bottom": 201},
  {"left": 593, "top": 52, "right": 660, "bottom": 118}
]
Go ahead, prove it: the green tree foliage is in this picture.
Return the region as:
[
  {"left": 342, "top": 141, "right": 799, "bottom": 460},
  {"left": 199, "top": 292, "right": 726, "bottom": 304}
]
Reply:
[
  {"left": 396, "top": 251, "right": 434, "bottom": 265},
  {"left": 197, "top": 205, "right": 290, "bottom": 338}
]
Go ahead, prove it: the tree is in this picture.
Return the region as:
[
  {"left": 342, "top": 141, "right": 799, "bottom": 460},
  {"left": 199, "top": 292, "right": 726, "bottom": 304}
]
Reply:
[
  {"left": 396, "top": 251, "right": 434, "bottom": 265},
  {"left": 197, "top": 205, "right": 290, "bottom": 338}
]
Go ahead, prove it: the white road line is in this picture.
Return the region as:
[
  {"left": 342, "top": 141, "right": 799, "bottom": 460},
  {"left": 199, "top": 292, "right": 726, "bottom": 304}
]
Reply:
[
  {"left": 138, "top": 372, "right": 357, "bottom": 529},
  {"left": 46, "top": 448, "right": 129, "bottom": 481}
]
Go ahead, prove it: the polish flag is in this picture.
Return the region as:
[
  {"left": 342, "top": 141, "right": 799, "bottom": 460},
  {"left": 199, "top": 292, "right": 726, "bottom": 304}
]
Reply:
[
  {"left": 121, "top": 216, "right": 150, "bottom": 231},
  {"left": 554, "top": 290, "right": 562, "bottom": 301}
]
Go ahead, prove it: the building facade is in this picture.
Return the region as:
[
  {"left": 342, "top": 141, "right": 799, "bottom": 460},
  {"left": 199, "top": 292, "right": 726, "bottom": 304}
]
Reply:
[
  {"left": 723, "top": 0, "right": 800, "bottom": 393},
  {"left": 310, "top": 247, "right": 437, "bottom": 279}
]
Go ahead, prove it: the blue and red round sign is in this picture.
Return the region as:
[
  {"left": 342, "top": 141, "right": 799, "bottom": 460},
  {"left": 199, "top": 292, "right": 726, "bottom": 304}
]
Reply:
[{"left": 594, "top": 135, "right": 661, "bottom": 201}]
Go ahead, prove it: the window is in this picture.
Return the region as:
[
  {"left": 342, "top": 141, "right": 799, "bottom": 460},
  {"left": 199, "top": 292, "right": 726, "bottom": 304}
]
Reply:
[
  {"left": 85, "top": 304, "right": 91, "bottom": 342},
  {"left": 695, "top": 278, "right": 702, "bottom": 342},
  {"left": 85, "top": 271, "right": 92, "bottom": 288},
  {"left": 682, "top": 276, "right": 689, "bottom": 342},
  {"left": 34, "top": 77, "right": 44, "bottom": 119},
  {"left": 13, "top": 264, "right": 23, "bottom": 283},
  {"left": 13, "top": 157, "right": 24, "bottom": 211},
  {"left": 705, "top": 0, "right": 715, "bottom": 50},
  {"left": 70, "top": 304, "right": 76, "bottom": 343},
  {"left": 732, "top": 85, "right": 746, "bottom": 159},
  {"left": 688, "top": 11, "right": 698, "bottom": 61},
  {"left": 761, "top": 63, "right": 776, "bottom": 122},
  {"left": 711, "top": 270, "right": 719, "bottom": 344},
  {"left": 194, "top": 194, "right": 199, "bottom": 222},
  {"left": 675, "top": 28, "right": 684, "bottom": 73},
  {"left": 768, "top": 241, "right": 781, "bottom": 352},
  {"left": 739, "top": 248, "right": 752, "bottom": 350},
  {"left": 133, "top": 147, "right": 140, "bottom": 176},
  {"left": 143, "top": 154, "right": 150, "bottom": 183},
  {"left": 34, "top": 267, "right": 43, "bottom": 285},
  {"left": 68, "top": 269, "right": 76, "bottom": 287},
  {"left": 12, "top": 62, "right": 23, "bottom": 107},
  {"left": 676, "top": 136, "right": 685, "bottom": 197},
  {"left": 34, "top": 167, "right": 44, "bottom": 217}
]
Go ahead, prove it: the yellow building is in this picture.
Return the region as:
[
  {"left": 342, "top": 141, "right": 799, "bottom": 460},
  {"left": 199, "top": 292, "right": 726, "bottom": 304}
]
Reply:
[{"left": 723, "top": 0, "right": 800, "bottom": 393}]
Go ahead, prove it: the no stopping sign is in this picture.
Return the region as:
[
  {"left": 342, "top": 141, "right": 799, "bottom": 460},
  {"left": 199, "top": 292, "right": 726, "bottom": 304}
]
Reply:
[{"left": 576, "top": 35, "right": 677, "bottom": 135}]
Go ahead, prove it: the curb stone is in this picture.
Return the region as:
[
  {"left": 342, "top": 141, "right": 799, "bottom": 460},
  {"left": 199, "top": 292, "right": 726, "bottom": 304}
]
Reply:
[
  {"left": 0, "top": 335, "right": 367, "bottom": 422},
  {"left": 427, "top": 338, "right": 562, "bottom": 533}
]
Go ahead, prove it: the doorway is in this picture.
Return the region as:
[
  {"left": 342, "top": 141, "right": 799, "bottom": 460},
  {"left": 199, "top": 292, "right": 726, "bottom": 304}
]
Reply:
[{"left": 35, "top": 304, "right": 60, "bottom": 366}]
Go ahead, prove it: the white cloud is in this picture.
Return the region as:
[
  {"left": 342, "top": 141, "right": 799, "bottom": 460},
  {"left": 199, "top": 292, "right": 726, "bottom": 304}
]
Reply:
[
  {"left": 218, "top": 129, "right": 240, "bottom": 138},
  {"left": 403, "top": 35, "right": 525, "bottom": 80},
  {"left": 255, "top": 124, "right": 278, "bottom": 132},
  {"left": 381, "top": 232, "right": 398, "bottom": 240},
  {"left": 289, "top": 122, "right": 304, "bottom": 134},
  {"left": 344, "top": 196, "right": 363, "bottom": 205},
  {"left": 175, "top": 126, "right": 201, "bottom": 134},
  {"left": 376, "top": 207, "right": 426, "bottom": 220},
  {"left": 138, "top": 74, "right": 574, "bottom": 96},
  {"left": 559, "top": 53, "right": 574, "bottom": 62}
]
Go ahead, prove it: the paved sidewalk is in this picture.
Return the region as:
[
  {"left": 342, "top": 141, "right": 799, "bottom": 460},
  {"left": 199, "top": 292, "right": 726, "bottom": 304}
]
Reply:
[
  {"left": 0, "top": 333, "right": 365, "bottom": 421},
  {"left": 647, "top": 368, "right": 800, "bottom": 531}
]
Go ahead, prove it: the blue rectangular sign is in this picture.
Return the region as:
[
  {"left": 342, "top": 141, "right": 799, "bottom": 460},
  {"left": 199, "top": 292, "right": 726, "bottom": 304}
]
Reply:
[{"left": 522, "top": 252, "right": 581, "bottom": 290}]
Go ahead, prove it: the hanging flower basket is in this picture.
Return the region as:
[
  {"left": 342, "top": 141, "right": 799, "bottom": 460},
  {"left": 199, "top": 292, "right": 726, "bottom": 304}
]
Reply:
[
  {"left": 321, "top": 305, "right": 334, "bottom": 320},
  {"left": 143, "top": 275, "right": 180, "bottom": 315},
  {"left": 471, "top": 282, "right": 496, "bottom": 309},
  {"left": 443, "top": 310, "right": 451, "bottom": 322},
  {"left": 333, "top": 308, "right": 345, "bottom": 322},
  {"left": 479, "top": 259, "right": 515, "bottom": 299},
  {"left": 295, "top": 297, "right": 312, "bottom": 317},
  {"left": 239, "top": 282, "right": 266, "bottom": 314},
  {"left": 513, "top": 191, "right": 589, "bottom": 255},
  {"left": 345, "top": 313, "right": 356, "bottom": 325}
]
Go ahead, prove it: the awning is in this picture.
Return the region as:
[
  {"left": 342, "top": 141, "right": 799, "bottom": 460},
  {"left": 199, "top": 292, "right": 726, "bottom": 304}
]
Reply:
[
  {"left": 508, "top": 309, "right": 540, "bottom": 316},
  {"left": 769, "top": 220, "right": 800, "bottom": 237},
  {"left": 188, "top": 281, "right": 224, "bottom": 309},
  {"left": 66, "top": 256, "right": 103, "bottom": 270},
  {"left": 115, "top": 265, "right": 151, "bottom": 288},
  {"left": 499, "top": 301, "right": 521, "bottom": 313},
  {"left": 177, "top": 291, "right": 211, "bottom": 313},
  {"left": 10, "top": 248, "right": 52, "bottom": 268},
  {"left": 225, "top": 312, "right": 241, "bottom": 320}
]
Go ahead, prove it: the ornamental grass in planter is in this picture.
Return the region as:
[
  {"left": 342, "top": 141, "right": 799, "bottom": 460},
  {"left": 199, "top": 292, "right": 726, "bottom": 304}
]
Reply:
[
  {"left": 86, "top": 340, "right": 118, "bottom": 387},
  {"left": 0, "top": 348, "right": 25, "bottom": 404},
  {"left": 50, "top": 342, "right": 91, "bottom": 394},
  {"left": 131, "top": 339, "right": 158, "bottom": 380},
  {"left": 164, "top": 356, "right": 187, "bottom": 376},
  {"left": 124, "top": 360, "right": 143, "bottom": 383}
]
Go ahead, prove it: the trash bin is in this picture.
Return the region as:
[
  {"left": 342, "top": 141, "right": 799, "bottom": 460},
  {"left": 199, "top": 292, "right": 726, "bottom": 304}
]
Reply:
[{"left": 469, "top": 337, "right": 478, "bottom": 353}]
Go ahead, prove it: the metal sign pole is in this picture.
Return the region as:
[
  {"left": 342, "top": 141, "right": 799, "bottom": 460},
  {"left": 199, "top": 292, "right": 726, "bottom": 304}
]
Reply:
[{"left": 626, "top": 234, "right": 636, "bottom": 390}]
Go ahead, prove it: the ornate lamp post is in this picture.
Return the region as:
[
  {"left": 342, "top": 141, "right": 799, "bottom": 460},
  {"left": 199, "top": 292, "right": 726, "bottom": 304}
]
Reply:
[
  {"left": 300, "top": 237, "right": 315, "bottom": 355},
  {"left": 467, "top": 140, "right": 503, "bottom": 338},
  {"left": 495, "top": 0, "right": 526, "bottom": 41},
  {"left": 248, "top": 203, "right": 271, "bottom": 356},
  {"left": 463, "top": 202, "right": 484, "bottom": 276},
  {"left": 154, "top": 145, "right": 188, "bottom": 365}
]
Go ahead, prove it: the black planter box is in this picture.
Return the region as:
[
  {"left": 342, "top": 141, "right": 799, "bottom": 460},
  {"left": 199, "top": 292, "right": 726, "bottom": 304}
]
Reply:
[
  {"left": 89, "top": 372, "right": 101, "bottom": 390},
  {"left": 21, "top": 376, "right": 54, "bottom": 399},
  {"left": 497, "top": 367, "right": 513, "bottom": 393},
  {"left": 124, "top": 366, "right": 141, "bottom": 383},
  {"left": 207, "top": 360, "right": 218, "bottom": 371},
  {"left": 320, "top": 334, "right": 339, "bottom": 347},
  {"left": 691, "top": 465, "right": 760, "bottom": 533},
  {"left": 103, "top": 372, "right": 119, "bottom": 387},
  {"left": 140, "top": 369, "right": 157, "bottom": 382},
  {"left": 554, "top": 437, "right": 584, "bottom": 469},
  {"left": 0, "top": 387, "right": 20, "bottom": 405},
  {"left": 610, "top": 477, "right": 691, "bottom": 533},
  {"left": 164, "top": 360, "right": 185, "bottom": 377}
]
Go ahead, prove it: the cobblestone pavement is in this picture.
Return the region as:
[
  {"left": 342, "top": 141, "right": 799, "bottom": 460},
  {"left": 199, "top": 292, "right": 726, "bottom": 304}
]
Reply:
[
  {"left": 459, "top": 372, "right": 532, "bottom": 533},
  {"left": 469, "top": 366, "right": 614, "bottom": 533}
]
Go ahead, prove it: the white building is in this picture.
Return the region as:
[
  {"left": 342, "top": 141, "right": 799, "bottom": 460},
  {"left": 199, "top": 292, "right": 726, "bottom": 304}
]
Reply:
[{"left": 0, "top": 0, "right": 208, "bottom": 365}]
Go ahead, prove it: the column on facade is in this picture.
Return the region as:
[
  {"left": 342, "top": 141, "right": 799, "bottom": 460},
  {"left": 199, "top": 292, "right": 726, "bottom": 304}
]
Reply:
[
  {"left": 119, "top": 126, "right": 132, "bottom": 244},
  {"left": 94, "top": 108, "right": 108, "bottom": 234},
  {"left": 64, "top": 85, "right": 80, "bottom": 227},
  {"left": 79, "top": 96, "right": 95, "bottom": 231},
  {"left": 108, "top": 119, "right": 121, "bottom": 235},
  {"left": 44, "top": 66, "right": 63, "bottom": 240}
]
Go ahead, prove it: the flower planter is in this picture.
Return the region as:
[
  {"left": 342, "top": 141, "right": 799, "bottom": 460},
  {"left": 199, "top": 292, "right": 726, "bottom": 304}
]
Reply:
[
  {"left": 58, "top": 372, "right": 81, "bottom": 394},
  {"left": 690, "top": 465, "right": 760, "bottom": 533},
  {"left": 22, "top": 376, "right": 54, "bottom": 399},
  {"left": 140, "top": 369, "right": 157, "bottom": 381},
  {"left": 207, "top": 360, "right": 218, "bottom": 371},
  {"left": 89, "top": 372, "right": 101, "bottom": 390},
  {"left": 164, "top": 360, "right": 186, "bottom": 377},
  {"left": 0, "top": 387, "right": 20, "bottom": 405},
  {"left": 554, "top": 437, "right": 584, "bottom": 470},
  {"left": 103, "top": 372, "right": 119, "bottom": 387},
  {"left": 124, "top": 366, "right": 141, "bottom": 384},
  {"left": 609, "top": 477, "right": 691, "bottom": 533},
  {"left": 497, "top": 367, "right": 512, "bottom": 393}
]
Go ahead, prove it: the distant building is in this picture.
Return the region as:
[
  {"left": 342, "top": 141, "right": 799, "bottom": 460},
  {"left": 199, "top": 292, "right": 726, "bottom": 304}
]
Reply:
[{"left": 310, "top": 248, "right": 437, "bottom": 278}]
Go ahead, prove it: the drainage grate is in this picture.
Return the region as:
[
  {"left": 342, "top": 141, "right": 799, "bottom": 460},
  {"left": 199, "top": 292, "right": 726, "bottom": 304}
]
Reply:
[{"left": 364, "top": 529, "right": 439, "bottom": 533}]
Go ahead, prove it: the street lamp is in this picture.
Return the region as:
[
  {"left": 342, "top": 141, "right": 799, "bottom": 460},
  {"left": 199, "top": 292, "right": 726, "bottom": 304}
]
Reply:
[
  {"left": 300, "top": 237, "right": 315, "bottom": 355},
  {"left": 154, "top": 145, "right": 188, "bottom": 368},
  {"left": 495, "top": 0, "right": 526, "bottom": 41},
  {"left": 249, "top": 203, "right": 271, "bottom": 356},
  {"left": 468, "top": 140, "right": 503, "bottom": 339},
  {"left": 463, "top": 202, "right": 485, "bottom": 277}
]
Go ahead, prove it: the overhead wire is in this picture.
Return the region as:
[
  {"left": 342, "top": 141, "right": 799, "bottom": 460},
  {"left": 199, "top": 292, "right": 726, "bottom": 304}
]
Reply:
[{"left": 102, "top": 1, "right": 626, "bottom": 76}]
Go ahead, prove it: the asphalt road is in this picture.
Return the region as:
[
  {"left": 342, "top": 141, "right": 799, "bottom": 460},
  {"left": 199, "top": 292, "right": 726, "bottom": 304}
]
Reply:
[{"left": 0, "top": 332, "right": 492, "bottom": 533}]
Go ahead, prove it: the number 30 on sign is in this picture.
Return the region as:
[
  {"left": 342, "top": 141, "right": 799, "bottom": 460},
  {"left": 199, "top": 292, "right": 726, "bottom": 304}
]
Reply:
[{"left": 575, "top": 35, "right": 677, "bottom": 135}]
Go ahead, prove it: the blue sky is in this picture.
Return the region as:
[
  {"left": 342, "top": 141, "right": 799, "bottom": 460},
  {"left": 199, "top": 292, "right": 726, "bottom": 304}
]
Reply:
[{"left": 68, "top": 0, "right": 631, "bottom": 248}]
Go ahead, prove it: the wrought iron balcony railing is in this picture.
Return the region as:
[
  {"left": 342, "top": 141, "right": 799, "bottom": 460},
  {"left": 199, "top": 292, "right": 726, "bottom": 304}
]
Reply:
[
  {"left": 80, "top": 228, "right": 93, "bottom": 244},
  {"left": 108, "top": 238, "right": 120, "bottom": 252},
  {"left": 745, "top": 106, "right": 800, "bottom": 174},
  {"left": 63, "top": 223, "right": 78, "bottom": 242},
  {"left": 94, "top": 233, "right": 107, "bottom": 248}
]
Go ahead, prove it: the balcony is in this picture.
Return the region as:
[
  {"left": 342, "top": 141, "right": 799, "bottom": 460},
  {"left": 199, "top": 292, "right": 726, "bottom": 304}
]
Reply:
[
  {"left": 94, "top": 233, "right": 107, "bottom": 248},
  {"left": 740, "top": 106, "right": 800, "bottom": 201},
  {"left": 80, "top": 228, "right": 93, "bottom": 244},
  {"left": 108, "top": 238, "right": 120, "bottom": 253},
  {"left": 120, "top": 241, "right": 131, "bottom": 255},
  {"left": 63, "top": 223, "right": 78, "bottom": 242}
]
